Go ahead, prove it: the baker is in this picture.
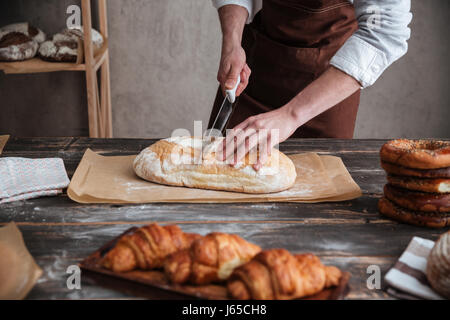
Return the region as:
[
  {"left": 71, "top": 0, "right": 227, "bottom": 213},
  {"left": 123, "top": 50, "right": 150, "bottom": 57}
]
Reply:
[{"left": 209, "top": 0, "right": 412, "bottom": 169}]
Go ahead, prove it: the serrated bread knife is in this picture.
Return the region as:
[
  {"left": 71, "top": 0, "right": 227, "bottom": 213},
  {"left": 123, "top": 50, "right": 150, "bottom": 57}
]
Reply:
[
  {"left": 206, "top": 75, "right": 240, "bottom": 138},
  {"left": 202, "top": 76, "right": 240, "bottom": 156}
]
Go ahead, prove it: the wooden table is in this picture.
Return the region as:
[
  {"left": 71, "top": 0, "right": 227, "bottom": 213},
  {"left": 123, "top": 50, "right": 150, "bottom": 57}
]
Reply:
[{"left": 1, "top": 137, "right": 447, "bottom": 300}]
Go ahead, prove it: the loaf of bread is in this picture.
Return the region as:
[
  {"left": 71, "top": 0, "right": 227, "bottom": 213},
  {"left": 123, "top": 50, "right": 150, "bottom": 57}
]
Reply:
[
  {"left": 0, "top": 22, "right": 46, "bottom": 61},
  {"left": 39, "top": 26, "right": 103, "bottom": 63},
  {"left": 133, "top": 136, "right": 297, "bottom": 194}
]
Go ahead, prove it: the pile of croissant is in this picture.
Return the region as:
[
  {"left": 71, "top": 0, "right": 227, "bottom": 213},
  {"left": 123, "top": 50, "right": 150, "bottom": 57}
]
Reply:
[{"left": 101, "top": 223, "right": 342, "bottom": 300}]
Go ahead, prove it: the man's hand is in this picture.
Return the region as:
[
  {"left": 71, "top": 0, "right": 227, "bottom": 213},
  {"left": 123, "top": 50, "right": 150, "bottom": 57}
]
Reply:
[
  {"left": 218, "top": 104, "right": 300, "bottom": 171},
  {"left": 217, "top": 5, "right": 251, "bottom": 96},
  {"left": 217, "top": 46, "right": 251, "bottom": 96}
]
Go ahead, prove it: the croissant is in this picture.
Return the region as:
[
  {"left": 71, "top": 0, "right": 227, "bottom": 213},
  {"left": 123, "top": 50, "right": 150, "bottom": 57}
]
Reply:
[
  {"left": 102, "top": 223, "right": 201, "bottom": 272},
  {"left": 164, "top": 232, "right": 261, "bottom": 285},
  {"left": 227, "top": 249, "right": 342, "bottom": 300}
]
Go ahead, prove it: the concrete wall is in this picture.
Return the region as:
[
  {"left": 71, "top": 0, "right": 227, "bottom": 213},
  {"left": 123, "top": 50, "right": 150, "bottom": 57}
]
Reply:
[
  {"left": 0, "top": 0, "right": 448, "bottom": 139},
  {"left": 108, "top": 0, "right": 220, "bottom": 138}
]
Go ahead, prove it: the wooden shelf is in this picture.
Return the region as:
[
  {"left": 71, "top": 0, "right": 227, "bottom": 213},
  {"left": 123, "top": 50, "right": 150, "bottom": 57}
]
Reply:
[
  {"left": 0, "top": 40, "right": 109, "bottom": 74},
  {"left": 0, "top": 0, "right": 113, "bottom": 138},
  {"left": 0, "top": 58, "right": 84, "bottom": 74}
]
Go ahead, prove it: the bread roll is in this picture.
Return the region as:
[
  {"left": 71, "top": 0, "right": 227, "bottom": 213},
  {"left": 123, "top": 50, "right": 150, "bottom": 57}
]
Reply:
[
  {"left": 39, "top": 27, "right": 103, "bottom": 63},
  {"left": 0, "top": 23, "right": 45, "bottom": 43},
  {"left": 0, "top": 32, "right": 38, "bottom": 61},
  {"left": 0, "top": 22, "right": 46, "bottom": 61},
  {"left": 133, "top": 136, "right": 297, "bottom": 194},
  {"left": 426, "top": 231, "right": 450, "bottom": 298}
]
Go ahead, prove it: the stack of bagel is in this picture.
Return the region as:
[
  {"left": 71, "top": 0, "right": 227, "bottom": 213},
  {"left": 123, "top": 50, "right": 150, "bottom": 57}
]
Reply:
[{"left": 378, "top": 139, "right": 450, "bottom": 228}]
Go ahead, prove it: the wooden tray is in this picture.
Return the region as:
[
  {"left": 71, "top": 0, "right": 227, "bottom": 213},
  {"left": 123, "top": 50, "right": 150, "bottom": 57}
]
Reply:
[{"left": 80, "top": 228, "right": 350, "bottom": 300}]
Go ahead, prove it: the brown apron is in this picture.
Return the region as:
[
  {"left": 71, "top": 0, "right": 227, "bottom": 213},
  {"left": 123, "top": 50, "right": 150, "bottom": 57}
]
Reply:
[{"left": 208, "top": 0, "right": 360, "bottom": 138}]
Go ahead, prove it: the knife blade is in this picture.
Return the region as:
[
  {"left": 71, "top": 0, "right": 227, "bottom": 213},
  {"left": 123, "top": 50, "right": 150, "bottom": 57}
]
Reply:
[
  {"left": 202, "top": 76, "right": 240, "bottom": 158},
  {"left": 206, "top": 75, "right": 240, "bottom": 138}
]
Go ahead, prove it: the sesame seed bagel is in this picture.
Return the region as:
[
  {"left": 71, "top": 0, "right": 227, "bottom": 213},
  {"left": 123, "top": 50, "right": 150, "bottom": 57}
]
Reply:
[
  {"left": 387, "top": 175, "right": 450, "bottom": 194},
  {"left": 380, "top": 139, "right": 450, "bottom": 169},
  {"left": 381, "top": 161, "right": 450, "bottom": 179},
  {"left": 378, "top": 197, "right": 450, "bottom": 228},
  {"left": 384, "top": 184, "right": 450, "bottom": 213}
]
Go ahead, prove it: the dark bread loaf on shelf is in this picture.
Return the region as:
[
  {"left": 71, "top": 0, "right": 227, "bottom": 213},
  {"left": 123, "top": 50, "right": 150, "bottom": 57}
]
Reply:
[
  {"left": 39, "top": 27, "right": 103, "bottom": 63},
  {"left": 0, "top": 22, "right": 46, "bottom": 61},
  {"left": 0, "top": 22, "right": 46, "bottom": 44}
]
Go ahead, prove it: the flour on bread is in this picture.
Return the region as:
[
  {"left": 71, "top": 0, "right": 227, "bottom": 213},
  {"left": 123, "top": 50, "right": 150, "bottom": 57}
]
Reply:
[
  {"left": 133, "top": 136, "right": 297, "bottom": 194},
  {"left": 0, "top": 22, "right": 46, "bottom": 43},
  {"left": 38, "top": 26, "right": 103, "bottom": 62},
  {"left": 0, "top": 22, "right": 44, "bottom": 61},
  {"left": 38, "top": 40, "right": 77, "bottom": 57}
]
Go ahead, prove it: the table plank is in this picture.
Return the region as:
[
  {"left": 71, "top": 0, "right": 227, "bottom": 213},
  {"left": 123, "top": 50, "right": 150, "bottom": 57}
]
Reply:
[
  {"left": 17, "top": 223, "right": 444, "bottom": 259},
  {"left": 2, "top": 194, "right": 382, "bottom": 224},
  {"left": 3, "top": 137, "right": 387, "bottom": 152}
]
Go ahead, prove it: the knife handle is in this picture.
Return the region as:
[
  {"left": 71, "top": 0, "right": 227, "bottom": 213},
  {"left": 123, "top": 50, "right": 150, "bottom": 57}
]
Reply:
[{"left": 225, "top": 74, "right": 240, "bottom": 104}]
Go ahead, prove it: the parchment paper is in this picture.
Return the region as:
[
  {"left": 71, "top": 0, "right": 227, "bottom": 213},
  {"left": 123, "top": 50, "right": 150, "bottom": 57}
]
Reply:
[
  {"left": 68, "top": 149, "right": 361, "bottom": 204},
  {"left": 290, "top": 155, "right": 363, "bottom": 203},
  {"left": 0, "top": 222, "right": 43, "bottom": 299},
  {"left": 0, "top": 135, "right": 9, "bottom": 155}
]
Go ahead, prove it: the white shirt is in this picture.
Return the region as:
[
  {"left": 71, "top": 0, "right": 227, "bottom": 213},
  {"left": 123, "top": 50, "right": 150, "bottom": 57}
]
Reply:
[{"left": 212, "top": 0, "right": 412, "bottom": 88}]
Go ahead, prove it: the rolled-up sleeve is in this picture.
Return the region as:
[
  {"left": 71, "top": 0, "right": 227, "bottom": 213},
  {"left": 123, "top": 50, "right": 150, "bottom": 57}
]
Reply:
[
  {"left": 330, "top": 0, "right": 413, "bottom": 88},
  {"left": 212, "top": 0, "right": 263, "bottom": 24}
]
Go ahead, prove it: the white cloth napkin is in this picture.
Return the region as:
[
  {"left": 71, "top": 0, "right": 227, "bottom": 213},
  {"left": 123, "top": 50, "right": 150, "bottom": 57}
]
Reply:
[
  {"left": 384, "top": 236, "right": 445, "bottom": 300},
  {"left": 0, "top": 157, "right": 70, "bottom": 204}
]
